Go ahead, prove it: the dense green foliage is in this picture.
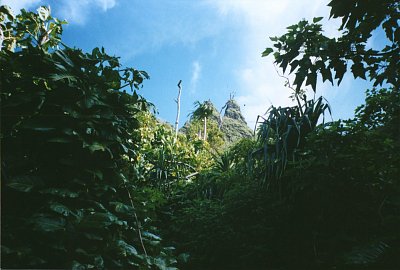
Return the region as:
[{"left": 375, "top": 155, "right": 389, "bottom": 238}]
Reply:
[
  {"left": 1, "top": 7, "right": 177, "bottom": 269},
  {"left": 162, "top": 1, "right": 400, "bottom": 269},
  {"left": 254, "top": 95, "right": 331, "bottom": 186},
  {"left": 1, "top": 2, "right": 399, "bottom": 270},
  {"left": 134, "top": 111, "right": 214, "bottom": 191}
]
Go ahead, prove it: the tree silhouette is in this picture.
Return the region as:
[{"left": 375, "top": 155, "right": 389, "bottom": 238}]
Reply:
[{"left": 190, "top": 100, "right": 214, "bottom": 141}]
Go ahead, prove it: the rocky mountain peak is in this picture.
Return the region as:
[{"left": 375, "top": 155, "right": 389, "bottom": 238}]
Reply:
[
  {"left": 223, "top": 99, "right": 247, "bottom": 124},
  {"left": 220, "top": 99, "right": 253, "bottom": 144},
  {"left": 180, "top": 98, "right": 253, "bottom": 145}
]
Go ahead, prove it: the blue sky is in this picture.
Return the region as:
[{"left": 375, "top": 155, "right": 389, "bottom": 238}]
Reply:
[{"left": 2, "top": 0, "right": 374, "bottom": 127}]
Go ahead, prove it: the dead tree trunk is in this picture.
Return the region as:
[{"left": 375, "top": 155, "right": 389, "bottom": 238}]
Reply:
[
  {"left": 175, "top": 80, "right": 182, "bottom": 140},
  {"left": 203, "top": 117, "right": 207, "bottom": 141}
]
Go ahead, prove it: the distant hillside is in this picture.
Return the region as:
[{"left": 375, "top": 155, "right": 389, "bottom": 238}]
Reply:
[{"left": 180, "top": 99, "right": 253, "bottom": 145}]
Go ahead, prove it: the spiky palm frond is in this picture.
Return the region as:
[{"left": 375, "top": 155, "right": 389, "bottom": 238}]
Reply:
[
  {"left": 190, "top": 100, "right": 214, "bottom": 120},
  {"left": 254, "top": 96, "right": 331, "bottom": 188}
]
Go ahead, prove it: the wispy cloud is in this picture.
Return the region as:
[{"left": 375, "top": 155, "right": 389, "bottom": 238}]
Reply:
[
  {"left": 57, "top": 0, "right": 117, "bottom": 25},
  {"left": 205, "top": 0, "right": 341, "bottom": 125},
  {"left": 96, "top": 0, "right": 116, "bottom": 11},
  {"left": 0, "top": 0, "right": 117, "bottom": 25},
  {"left": 113, "top": 1, "right": 228, "bottom": 61},
  {"left": 0, "top": 0, "right": 41, "bottom": 13},
  {"left": 190, "top": 61, "right": 202, "bottom": 93}
]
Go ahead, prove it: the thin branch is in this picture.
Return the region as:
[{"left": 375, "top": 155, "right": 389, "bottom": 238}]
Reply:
[
  {"left": 122, "top": 180, "right": 148, "bottom": 257},
  {"left": 185, "top": 172, "right": 199, "bottom": 179},
  {"left": 162, "top": 160, "right": 197, "bottom": 171},
  {"left": 378, "top": 196, "right": 387, "bottom": 223},
  {"left": 273, "top": 64, "right": 304, "bottom": 116},
  {"left": 344, "top": 47, "right": 400, "bottom": 58},
  {"left": 117, "top": 82, "right": 131, "bottom": 90},
  {"left": 283, "top": 46, "right": 399, "bottom": 58}
]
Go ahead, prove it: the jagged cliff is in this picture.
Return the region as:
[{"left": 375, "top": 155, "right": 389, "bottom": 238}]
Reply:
[
  {"left": 220, "top": 99, "right": 253, "bottom": 144},
  {"left": 180, "top": 99, "right": 253, "bottom": 145}
]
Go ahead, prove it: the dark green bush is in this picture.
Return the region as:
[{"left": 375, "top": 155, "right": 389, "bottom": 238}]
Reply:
[{"left": 1, "top": 6, "right": 177, "bottom": 269}]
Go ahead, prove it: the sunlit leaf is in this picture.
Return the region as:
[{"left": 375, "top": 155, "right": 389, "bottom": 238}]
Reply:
[
  {"left": 50, "top": 203, "right": 71, "bottom": 216},
  {"left": 117, "top": 240, "right": 138, "bottom": 256},
  {"left": 37, "top": 6, "right": 50, "bottom": 21}
]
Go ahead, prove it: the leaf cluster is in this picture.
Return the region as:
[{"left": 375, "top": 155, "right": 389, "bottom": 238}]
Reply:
[
  {"left": 263, "top": 0, "right": 400, "bottom": 90},
  {"left": 133, "top": 112, "right": 214, "bottom": 193},
  {"left": 253, "top": 95, "right": 331, "bottom": 189},
  {"left": 1, "top": 6, "right": 177, "bottom": 269},
  {"left": 163, "top": 87, "right": 400, "bottom": 270}
]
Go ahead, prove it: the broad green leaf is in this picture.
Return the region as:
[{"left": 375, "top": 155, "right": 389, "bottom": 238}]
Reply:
[
  {"left": 37, "top": 6, "right": 50, "bottom": 21},
  {"left": 49, "top": 73, "right": 77, "bottom": 82},
  {"left": 351, "top": 62, "right": 366, "bottom": 80},
  {"left": 39, "top": 188, "right": 79, "bottom": 198},
  {"left": 0, "top": 5, "right": 15, "bottom": 20},
  {"left": 79, "top": 212, "right": 117, "bottom": 228},
  {"left": 71, "top": 260, "right": 86, "bottom": 270},
  {"left": 321, "top": 67, "right": 333, "bottom": 84},
  {"left": 343, "top": 241, "right": 389, "bottom": 266},
  {"left": 305, "top": 72, "right": 317, "bottom": 92},
  {"left": 143, "top": 231, "right": 162, "bottom": 241},
  {"left": 109, "top": 201, "right": 134, "bottom": 214},
  {"left": 83, "top": 233, "right": 103, "bottom": 241},
  {"left": 7, "top": 175, "right": 38, "bottom": 192},
  {"left": 262, "top": 48, "right": 274, "bottom": 57},
  {"left": 280, "top": 59, "right": 289, "bottom": 74},
  {"left": 120, "top": 143, "right": 129, "bottom": 153},
  {"left": 178, "top": 253, "right": 190, "bottom": 263},
  {"left": 20, "top": 120, "right": 56, "bottom": 131},
  {"left": 313, "top": 17, "right": 323, "bottom": 23},
  {"left": 117, "top": 240, "right": 138, "bottom": 256},
  {"left": 289, "top": 60, "right": 299, "bottom": 74},
  {"left": 94, "top": 255, "right": 104, "bottom": 269},
  {"left": 48, "top": 137, "right": 71, "bottom": 143},
  {"left": 50, "top": 202, "right": 71, "bottom": 216},
  {"left": 20, "top": 118, "right": 56, "bottom": 131},
  {"left": 32, "top": 216, "right": 66, "bottom": 232},
  {"left": 83, "top": 142, "right": 106, "bottom": 152},
  {"left": 85, "top": 169, "right": 103, "bottom": 180},
  {"left": 75, "top": 248, "right": 89, "bottom": 256},
  {"left": 54, "top": 50, "right": 74, "bottom": 68},
  {"left": 332, "top": 60, "right": 347, "bottom": 85}
]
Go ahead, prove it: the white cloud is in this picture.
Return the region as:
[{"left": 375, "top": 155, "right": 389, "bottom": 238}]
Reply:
[
  {"left": 112, "top": 1, "right": 231, "bottom": 61},
  {"left": 0, "top": 0, "right": 41, "bottom": 12},
  {"left": 96, "top": 0, "right": 116, "bottom": 11},
  {"left": 205, "top": 0, "right": 342, "bottom": 125},
  {"left": 190, "top": 61, "right": 202, "bottom": 93},
  {"left": 57, "top": 0, "right": 116, "bottom": 25},
  {"left": 0, "top": 0, "right": 116, "bottom": 24}
]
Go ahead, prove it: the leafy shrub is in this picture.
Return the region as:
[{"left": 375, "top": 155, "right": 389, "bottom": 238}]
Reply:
[{"left": 1, "top": 6, "right": 177, "bottom": 269}]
